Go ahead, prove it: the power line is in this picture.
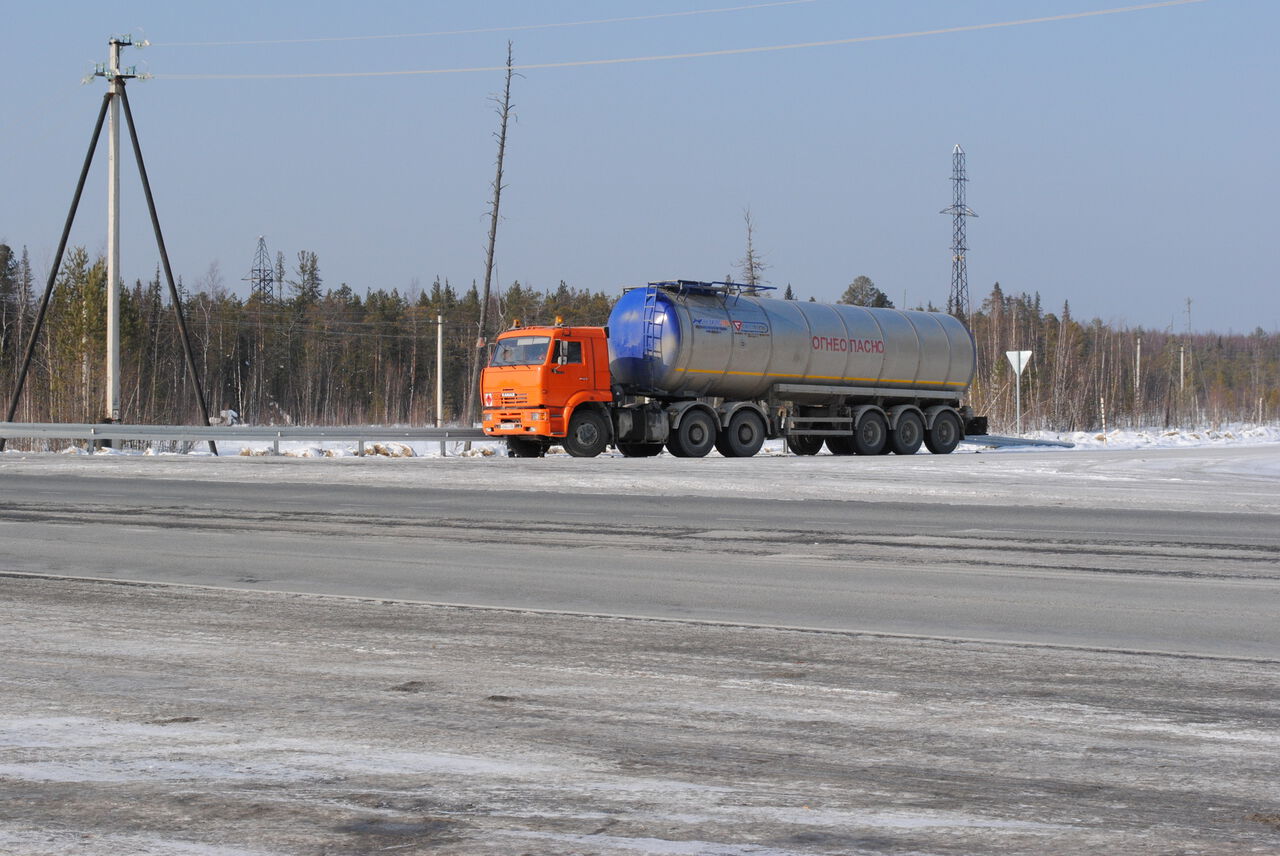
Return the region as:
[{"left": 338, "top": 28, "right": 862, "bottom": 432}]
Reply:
[
  {"left": 151, "top": 1, "right": 817, "bottom": 48},
  {"left": 154, "top": 0, "right": 1207, "bottom": 81}
]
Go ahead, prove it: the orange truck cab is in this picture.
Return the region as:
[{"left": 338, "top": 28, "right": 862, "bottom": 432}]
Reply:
[{"left": 481, "top": 323, "right": 613, "bottom": 457}]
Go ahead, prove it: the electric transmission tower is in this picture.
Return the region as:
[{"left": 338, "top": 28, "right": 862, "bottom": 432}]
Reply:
[
  {"left": 940, "top": 144, "right": 977, "bottom": 323},
  {"left": 245, "top": 236, "right": 276, "bottom": 301}
]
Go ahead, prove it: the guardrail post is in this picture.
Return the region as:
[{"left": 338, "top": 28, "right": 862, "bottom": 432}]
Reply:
[
  {"left": 357, "top": 439, "right": 365, "bottom": 457},
  {"left": 273, "top": 433, "right": 281, "bottom": 456}
]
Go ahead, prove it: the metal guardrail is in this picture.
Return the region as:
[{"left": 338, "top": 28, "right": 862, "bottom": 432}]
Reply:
[{"left": 0, "top": 422, "right": 490, "bottom": 456}]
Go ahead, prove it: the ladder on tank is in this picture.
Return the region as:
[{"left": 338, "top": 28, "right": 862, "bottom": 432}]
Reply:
[{"left": 641, "top": 287, "right": 663, "bottom": 364}]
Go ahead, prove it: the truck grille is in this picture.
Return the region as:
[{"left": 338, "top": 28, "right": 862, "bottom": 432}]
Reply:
[{"left": 499, "top": 390, "right": 528, "bottom": 405}]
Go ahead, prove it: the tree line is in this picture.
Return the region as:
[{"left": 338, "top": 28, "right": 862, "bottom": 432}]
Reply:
[
  {"left": 962, "top": 283, "right": 1277, "bottom": 432},
  {"left": 1, "top": 243, "right": 1275, "bottom": 431},
  {"left": 0, "top": 243, "right": 613, "bottom": 427},
  {"left": 828, "top": 276, "right": 1277, "bottom": 431}
]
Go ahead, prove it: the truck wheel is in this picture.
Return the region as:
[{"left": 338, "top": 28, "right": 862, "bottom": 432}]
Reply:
[
  {"left": 564, "top": 410, "right": 608, "bottom": 458},
  {"left": 826, "top": 436, "right": 855, "bottom": 455},
  {"left": 506, "top": 437, "right": 544, "bottom": 458},
  {"left": 889, "top": 411, "right": 924, "bottom": 456},
  {"left": 714, "top": 409, "right": 766, "bottom": 458},
  {"left": 924, "top": 410, "right": 963, "bottom": 455},
  {"left": 666, "top": 410, "right": 716, "bottom": 458},
  {"left": 786, "top": 435, "right": 823, "bottom": 456},
  {"left": 618, "top": 442, "right": 663, "bottom": 457},
  {"left": 853, "top": 411, "right": 888, "bottom": 455}
]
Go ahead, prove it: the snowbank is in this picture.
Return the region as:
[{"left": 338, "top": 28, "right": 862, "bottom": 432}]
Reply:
[{"left": 4, "top": 423, "right": 1279, "bottom": 460}]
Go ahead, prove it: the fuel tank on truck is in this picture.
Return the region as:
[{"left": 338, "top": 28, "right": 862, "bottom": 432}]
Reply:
[{"left": 608, "top": 282, "right": 975, "bottom": 400}]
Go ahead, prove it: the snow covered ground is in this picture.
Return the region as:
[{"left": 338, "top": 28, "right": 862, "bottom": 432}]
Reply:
[
  {"left": 4, "top": 423, "right": 1278, "bottom": 515},
  {"left": 8, "top": 422, "right": 1278, "bottom": 460}
]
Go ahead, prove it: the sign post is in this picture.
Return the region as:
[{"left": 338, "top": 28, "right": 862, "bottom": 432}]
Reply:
[{"left": 1006, "top": 350, "right": 1033, "bottom": 434}]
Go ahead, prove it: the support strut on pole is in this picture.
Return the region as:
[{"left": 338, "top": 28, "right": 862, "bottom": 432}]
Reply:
[
  {"left": 118, "top": 85, "right": 217, "bottom": 455},
  {"left": 0, "top": 93, "right": 112, "bottom": 453}
]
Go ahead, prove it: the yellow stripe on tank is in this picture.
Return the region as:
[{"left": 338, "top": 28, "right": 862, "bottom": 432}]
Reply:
[{"left": 679, "top": 368, "right": 968, "bottom": 387}]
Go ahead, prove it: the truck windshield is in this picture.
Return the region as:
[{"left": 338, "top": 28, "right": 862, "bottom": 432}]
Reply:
[{"left": 490, "top": 336, "right": 551, "bottom": 367}]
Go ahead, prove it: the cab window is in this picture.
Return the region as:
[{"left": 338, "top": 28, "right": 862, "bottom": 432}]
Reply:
[
  {"left": 557, "top": 340, "right": 583, "bottom": 364},
  {"left": 490, "top": 336, "right": 550, "bottom": 367}
]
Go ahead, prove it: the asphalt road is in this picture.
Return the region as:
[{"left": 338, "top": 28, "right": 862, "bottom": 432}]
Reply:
[
  {"left": 2, "top": 453, "right": 1277, "bottom": 658},
  {"left": 2, "top": 448, "right": 1279, "bottom": 855},
  {"left": 4, "top": 576, "right": 1278, "bottom": 856}
]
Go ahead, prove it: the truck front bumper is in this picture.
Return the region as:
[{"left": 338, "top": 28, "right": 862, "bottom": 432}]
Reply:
[{"left": 481, "top": 409, "right": 565, "bottom": 438}]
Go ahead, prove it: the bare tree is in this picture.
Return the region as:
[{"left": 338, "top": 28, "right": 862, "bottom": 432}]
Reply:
[
  {"left": 735, "top": 208, "right": 768, "bottom": 291},
  {"left": 464, "top": 42, "right": 517, "bottom": 426}
]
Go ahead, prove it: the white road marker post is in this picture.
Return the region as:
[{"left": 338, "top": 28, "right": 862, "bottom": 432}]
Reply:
[{"left": 1006, "top": 350, "right": 1033, "bottom": 434}]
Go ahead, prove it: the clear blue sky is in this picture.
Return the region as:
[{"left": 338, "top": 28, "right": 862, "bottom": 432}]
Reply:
[{"left": 2, "top": 0, "right": 1274, "bottom": 333}]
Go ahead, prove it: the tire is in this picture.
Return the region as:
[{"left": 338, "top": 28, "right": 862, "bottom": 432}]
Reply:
[
  {"left": 617, "top": 442, "right": 663, "bottom": 457},
  {"left": 853, "top": 410, "right": 888, "bottom": 455},
  {"left": 563, "top": 409, "right": 608, "bottom": 458},
  {"left": 666, "top": 409, "right": 716, "bottom": 458},
  {"left": 924, "top": 409, "right": 963, "bottom": 455},
  {"left": 786, "top": 434, "right": 824, "bottom": 456},
  {"left": 825, "top": 436, "right": 855, "bottom": 455},
  {"left": 506, "top": 437, "right": 544, "bottom": 458},
  {"left": 714, "top": 409, "right": 766, "bottom": 458},
  {"left": 889, "top": 411, "right": 924, "bottom": 456}
]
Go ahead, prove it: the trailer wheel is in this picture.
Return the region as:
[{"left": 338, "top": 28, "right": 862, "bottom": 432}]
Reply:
[
  {"left": 853, "top": 411, "right": 888, "bottom": 455},
  {"left": 889, "top": 411, "right": 924, "bottom": 456},
  {"left": 825, "top": 436, "right": 855, "bottom": 455},
  {"left": 506, "top": 437, "right": 544, "bottom": 458},
  {"left": 786, "top": 435, "right": 823, "bottom": 456},
  {"left": 564, "top": 410, "right": 608, "bottom": 457},
  {"left": 924, "top": 410, "right": 962, "bottom": 455},
  {"left": 667, "top": 409, "right": 716, "bottom": 458},
  {"left": 617, "top": 442, "right": 663, "bottom": 457},
  {"left": 715, "top": 409, "right": 766, "bottom": 458}
]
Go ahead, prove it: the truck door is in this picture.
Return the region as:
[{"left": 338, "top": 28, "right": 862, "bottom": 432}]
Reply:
[{"left": 546, "top": 337, "right": 588, "bottom": 401}]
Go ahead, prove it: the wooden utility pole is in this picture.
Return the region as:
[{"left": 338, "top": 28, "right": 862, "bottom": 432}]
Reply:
[{"left": 464, "top": 42, "right": 516, "bottom": 426}]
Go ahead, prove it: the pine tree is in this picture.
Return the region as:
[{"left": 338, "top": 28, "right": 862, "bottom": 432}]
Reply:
[{"left": 839, "top": 276, "right": 893, "bottom": 308}]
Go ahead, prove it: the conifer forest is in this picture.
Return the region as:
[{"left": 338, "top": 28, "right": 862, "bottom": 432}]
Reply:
[{"left": 0, "top": 242, "right": 1275, "bottom": 434}]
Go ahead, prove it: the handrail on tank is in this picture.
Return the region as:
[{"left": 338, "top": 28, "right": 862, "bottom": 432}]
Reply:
[{"left": 640, "top": 280, "right": 778, "bottom": 296}]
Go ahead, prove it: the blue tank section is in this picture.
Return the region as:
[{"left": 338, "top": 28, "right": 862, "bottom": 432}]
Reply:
[{"left": 607, "top": 286, "right": 682, "bottom": 393}]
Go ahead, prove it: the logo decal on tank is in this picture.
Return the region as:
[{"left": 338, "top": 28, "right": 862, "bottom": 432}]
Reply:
[
  {"left": 692, "top": 316, "right": 731, "bottom": 333},
  {"left": 731, "top": 320, "right": 770, "bottom": 336},
  {"left": 812, "top": 336, "right": 885, "bottom": 354}
]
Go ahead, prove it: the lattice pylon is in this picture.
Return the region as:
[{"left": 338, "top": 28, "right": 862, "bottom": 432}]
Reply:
[
  {"left": 246, "top": 236, "right": 275, "bottom": 301},
  {"left": 940, "top": 145, "right": 977, "bottom": 324}
]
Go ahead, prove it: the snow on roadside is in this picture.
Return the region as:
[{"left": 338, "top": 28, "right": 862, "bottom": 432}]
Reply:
[
  {"left": 4, "top": 423, "right": 1279, "bottom": 461},
  {"left": 1013, "top": 423, "right": 1280, "bottom": 451}
]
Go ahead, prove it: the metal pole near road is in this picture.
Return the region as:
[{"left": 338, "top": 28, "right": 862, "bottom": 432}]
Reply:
[{"left": 437, "top": 313, "right": 446, "bottom": 457}]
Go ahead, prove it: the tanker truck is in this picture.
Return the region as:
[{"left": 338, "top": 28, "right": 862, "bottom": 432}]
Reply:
[{"left": 481, "top": 280, "right": 985, "bottom": 458}]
